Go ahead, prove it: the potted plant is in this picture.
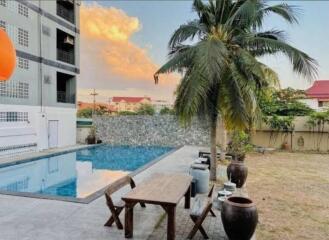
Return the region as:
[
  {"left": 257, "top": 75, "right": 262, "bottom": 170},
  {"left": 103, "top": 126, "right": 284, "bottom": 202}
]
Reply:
[
  {"left": 226, "top": 131, "right": 252, "bottom": 188},
  {"left": 86, "top": 126, "right": 96, "bottom": 144},
  {"left": 221, "top": 196, "right": 258, "bottom": 240},
  {"left": 227, "top": 130, "right": 252, "bottom": 161}
]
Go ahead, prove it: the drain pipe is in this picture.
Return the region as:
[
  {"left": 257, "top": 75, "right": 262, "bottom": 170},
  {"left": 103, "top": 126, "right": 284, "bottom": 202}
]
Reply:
[
  {"left": 38, "top": 0, "right": 43, "bottom": 112},
  {"left": 37, "top": 0, "right": 47, "bottom": 151}
]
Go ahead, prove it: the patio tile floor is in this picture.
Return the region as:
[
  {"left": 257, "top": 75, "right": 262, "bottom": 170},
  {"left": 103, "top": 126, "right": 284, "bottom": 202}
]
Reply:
[{"left": 0, "top": 145, "right": 253, "bottom": 239}]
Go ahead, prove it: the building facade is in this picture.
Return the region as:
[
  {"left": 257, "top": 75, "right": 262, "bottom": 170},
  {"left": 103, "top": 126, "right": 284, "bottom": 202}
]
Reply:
[
  {"left": 306, "top": 80, "right": 329, "bottom": 107},
  {"left": 0, "top": 0, "right": 80, "bottom": 156}
]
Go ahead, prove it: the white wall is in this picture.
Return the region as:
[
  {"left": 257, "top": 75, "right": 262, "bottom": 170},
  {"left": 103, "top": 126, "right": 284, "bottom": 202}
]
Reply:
[
  {"left": 297, "top": 99, "right": 319, "bottom": 111},
  {"left": 0, "top": 104, "right": 76, "bottom": 156}
]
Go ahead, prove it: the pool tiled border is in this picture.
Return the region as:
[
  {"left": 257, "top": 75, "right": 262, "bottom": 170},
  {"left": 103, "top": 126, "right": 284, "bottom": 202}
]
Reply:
[{"left": 0, "top": 145, "right": 182, "bottom": 204}]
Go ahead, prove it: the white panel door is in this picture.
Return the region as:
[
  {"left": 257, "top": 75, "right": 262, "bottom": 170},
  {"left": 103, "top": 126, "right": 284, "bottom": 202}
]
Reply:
[{"left": 48, "top": 120, "right": 59, "bottom": 148}]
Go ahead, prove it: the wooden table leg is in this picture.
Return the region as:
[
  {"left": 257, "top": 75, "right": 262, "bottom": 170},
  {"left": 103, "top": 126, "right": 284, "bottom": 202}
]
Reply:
[
  {"left": 124, "top": 202, "right": 134, "bottom": 238},
  {"left": 166, "top": 206, "right": 176, "bottom": 240},
  {"left": 184, "top": 185, "right": 191, "bottom": 209}
]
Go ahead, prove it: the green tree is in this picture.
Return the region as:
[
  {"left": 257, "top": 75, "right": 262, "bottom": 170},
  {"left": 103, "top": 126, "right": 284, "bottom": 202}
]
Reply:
[
  {"left": 155, "top": 0, "right": 317, "bottom": 180},
  {"left": 118, "top": 111, "right": 138, "bottom": 116},
  {"left": 77, "top": 108, "right": 93, "bottom": 118},
  {"left": 77, "top": 106, "right": 110, "bottom": 118},
  {"left": 259, "top": 88, "right": 314, "bottom": 116},
  {"left": 160, "top": 107, "right": 175, "bottom": 115},
  {"left": 136, "top": 104, "right": 155, "bottom": 115}
]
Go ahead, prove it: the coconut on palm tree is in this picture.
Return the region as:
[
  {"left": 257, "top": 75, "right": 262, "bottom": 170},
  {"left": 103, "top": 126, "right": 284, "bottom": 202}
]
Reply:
[{"left": 154, "top": 0, "right": 317, "bottom": 180}]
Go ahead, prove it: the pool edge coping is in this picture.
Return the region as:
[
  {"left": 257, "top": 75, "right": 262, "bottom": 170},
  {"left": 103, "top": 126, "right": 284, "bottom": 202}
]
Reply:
[{"left": 0, "top": 145, "right": 183, "bottom": 204}]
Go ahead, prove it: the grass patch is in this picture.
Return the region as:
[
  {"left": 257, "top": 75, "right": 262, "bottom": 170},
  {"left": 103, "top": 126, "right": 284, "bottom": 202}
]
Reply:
[{"left": 246, "top": 152, "right": 329, "bottom": 240}]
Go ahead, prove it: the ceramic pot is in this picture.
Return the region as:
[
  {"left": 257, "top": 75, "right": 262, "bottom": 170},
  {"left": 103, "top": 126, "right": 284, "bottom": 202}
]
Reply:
[
  {"left": 221, "top": 196, "right": 258, "bottom": 240},
  {"left": 86, "top": 135, "right": 96, "bottom": 144},
  {"left": 227, "top": 161, "right": 248, "bottom": 188}
]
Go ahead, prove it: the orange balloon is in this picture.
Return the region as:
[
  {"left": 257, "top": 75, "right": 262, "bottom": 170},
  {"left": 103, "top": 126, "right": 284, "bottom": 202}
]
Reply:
[{"left": 0, "top": 28, "right": 16, "bottom": 81}]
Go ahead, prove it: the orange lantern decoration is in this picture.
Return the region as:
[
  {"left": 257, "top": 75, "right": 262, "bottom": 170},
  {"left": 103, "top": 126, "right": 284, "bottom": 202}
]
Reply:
[{"left": 0, "top": 28, "right": 16, "bottom": 81}]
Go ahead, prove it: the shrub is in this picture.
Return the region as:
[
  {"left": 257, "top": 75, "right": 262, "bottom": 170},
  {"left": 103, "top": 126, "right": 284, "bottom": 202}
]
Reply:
[
  {"left": 118, "top": 111, "right": 138, "bottom": 116},
  {"left": 160, "top": 107, "right": 175, "bottom": 115},
  {"left": 136, "top": 104, "right": 155, "bottom": 115}
]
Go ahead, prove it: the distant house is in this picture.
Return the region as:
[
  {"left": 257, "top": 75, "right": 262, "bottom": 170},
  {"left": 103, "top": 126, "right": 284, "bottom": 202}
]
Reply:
[
  {"left": 111, "top": 97, "right": 151, "bottom": 112},
  {"left": 305, "top": 80, "right": 329, "bottom": 109}
]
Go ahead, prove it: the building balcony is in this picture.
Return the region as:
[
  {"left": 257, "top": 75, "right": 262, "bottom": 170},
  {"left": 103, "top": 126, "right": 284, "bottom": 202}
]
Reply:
[
  {"left": 57, "top": 2, "right": 75, "bottom": 24},
  {"left": 57, "top": 91, "right": 75, "bottom": 104},
  {"left": 57, "top": 49, "right": 75, "bottom": 65}
]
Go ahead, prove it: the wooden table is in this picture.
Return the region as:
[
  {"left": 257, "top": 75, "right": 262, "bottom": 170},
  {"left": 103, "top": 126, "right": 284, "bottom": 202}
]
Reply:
[{"left": 122, "top": 173, "right": 192, "bottom": 240}]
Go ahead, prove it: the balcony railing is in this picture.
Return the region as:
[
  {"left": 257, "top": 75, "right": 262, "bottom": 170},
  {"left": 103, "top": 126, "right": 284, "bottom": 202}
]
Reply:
[
  {"left": 57, "top": 91, "right": 75, "bottom": 104},
  {"left": 57, "top": 3, "right": 75, "bottom": 24},
  {"left": 57, "top": 49, "right": 75, "bottom": 65}
]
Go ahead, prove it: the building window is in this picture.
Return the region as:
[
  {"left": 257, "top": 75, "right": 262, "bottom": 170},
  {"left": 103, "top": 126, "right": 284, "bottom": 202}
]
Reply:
[
  {"left": 0, "top": 82, "right": 29, "bottom": 99},
  {"left": 319, "top": 101, "right": 323, "bottom": 107},
  {"left": 18, "top": 28, "right": 28, "bottom": 47},
  {"left": 57, "top": 29, "right": 75, "bottom": 65},
  {"left": 0, "top": 0, "right": 6, "bottom": 7},
  {"left": 56, "top": 0, "right": 75, "bottom": 24},
  {"left": 0, "top": 112, "right": 28, "bottom": 122},
  {"left": 18, "top": 58, "right": 29, "bottom": 69},
  {"left": 18, "top": 4, "right": 28, "bottom": 17},
  {"left": 57, "top": 72, "right": 76, "bottom": 104},
  {"left": 0, "top": 20, "right": 6, "bottom": 31}
]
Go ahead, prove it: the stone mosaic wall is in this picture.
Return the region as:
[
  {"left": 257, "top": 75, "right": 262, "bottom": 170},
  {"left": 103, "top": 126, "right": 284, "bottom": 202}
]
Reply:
[{"left": 94, "top": 115, "right": 210, "bottom": 146}]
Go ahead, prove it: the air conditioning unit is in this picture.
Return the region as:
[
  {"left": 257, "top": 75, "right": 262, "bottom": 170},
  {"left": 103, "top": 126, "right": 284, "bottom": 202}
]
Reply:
[{"left": 64, "top": 36, "right": 74, "bottom": 45}]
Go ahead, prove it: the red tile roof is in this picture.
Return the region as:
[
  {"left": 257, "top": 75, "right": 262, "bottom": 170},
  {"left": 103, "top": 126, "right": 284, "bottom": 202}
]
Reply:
[
  {"left": 112, "top": 96, "right": 151, "bottom": 103},
  {"left": 306, "top": 80, "right": 329, "bottom": 100}
]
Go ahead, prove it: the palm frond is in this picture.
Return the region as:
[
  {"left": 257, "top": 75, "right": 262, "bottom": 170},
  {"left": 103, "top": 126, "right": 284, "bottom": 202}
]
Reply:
[
  {"left": 174, "top": 67, "right": 210, "bottom": 125},
  {"left": 226, "top": 0, "right": 265, "bottom": 29},
  {"left": 246, "top": 36, "right": 318, "bottom": 80},
  {"left": 193, "top": 0, "right": 207, "bottom": 17},
  {"left": 154, "top": 45, "right": 194, "bottom": 84},
  {"left": 263, "top": 3, "right": 300, "bottom": 24},
  {"left": 168, "top": 20, "right": 207, "bottom": 49},
  {"left": 255, "top": 29, "right": 287, "bottom": 41}
]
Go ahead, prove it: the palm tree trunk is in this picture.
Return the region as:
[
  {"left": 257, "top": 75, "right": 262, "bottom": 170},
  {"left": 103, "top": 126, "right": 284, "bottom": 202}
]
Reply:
[
  {"left": 218, "top": 117, "right": 227, "bottom": 161},
  {"left": 210, "top": 118, "right": 217, "bottom": 181}
]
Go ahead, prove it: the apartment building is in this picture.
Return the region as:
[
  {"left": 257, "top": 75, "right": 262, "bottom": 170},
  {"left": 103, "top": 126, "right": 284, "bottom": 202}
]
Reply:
[{"left": 0, "top": 0, "right": 80, "bottom": 156}]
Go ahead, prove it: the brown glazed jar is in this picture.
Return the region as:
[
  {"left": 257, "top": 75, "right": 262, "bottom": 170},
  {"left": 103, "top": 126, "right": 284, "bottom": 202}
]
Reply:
[
  {"left": 227, "top": 161, "right": 248, "bottom": 188},
  {"left": 221, "top": 196, "right": 258, "bottom": 240}
]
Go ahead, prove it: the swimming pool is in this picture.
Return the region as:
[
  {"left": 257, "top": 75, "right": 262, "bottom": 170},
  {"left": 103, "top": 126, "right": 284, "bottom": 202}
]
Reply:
[{"left": 0, "top": 145, "right": 174, "bottom": 202}]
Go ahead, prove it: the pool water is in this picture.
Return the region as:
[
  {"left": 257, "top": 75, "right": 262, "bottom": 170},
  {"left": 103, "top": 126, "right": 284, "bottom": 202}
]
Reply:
[{"left": 0, "top": 145, "right": 173, "bottom": 199}]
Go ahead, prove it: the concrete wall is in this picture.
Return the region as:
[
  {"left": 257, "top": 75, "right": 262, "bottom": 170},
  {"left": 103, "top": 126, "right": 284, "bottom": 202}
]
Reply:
[
  {"left": 76, "top": 126, "right": 91, "bottom": 144},
  {"left": 94, "top": 115, "right": 210, "bottom": 146},
  {"left": 251, "top": 117, "right": 329, "bottom": 152},
  {"left": 0, "top": 104, "right": 76, "bottom": 155}
]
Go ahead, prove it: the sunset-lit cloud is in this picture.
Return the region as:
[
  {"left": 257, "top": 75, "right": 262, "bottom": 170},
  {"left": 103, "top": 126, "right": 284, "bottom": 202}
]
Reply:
[{"left": 79, "top": 3, "right": 178, "bottom": 102}]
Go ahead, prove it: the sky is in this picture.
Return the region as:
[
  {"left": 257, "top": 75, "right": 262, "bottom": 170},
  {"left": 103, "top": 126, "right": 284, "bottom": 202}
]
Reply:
[{"left": 78, "top": 1, "right": 329, "bottom": 103}]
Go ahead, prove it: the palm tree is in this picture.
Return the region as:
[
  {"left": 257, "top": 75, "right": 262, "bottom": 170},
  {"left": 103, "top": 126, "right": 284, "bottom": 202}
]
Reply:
[{"left": 154, "top": 0, "right": 317, "bottom": 180}]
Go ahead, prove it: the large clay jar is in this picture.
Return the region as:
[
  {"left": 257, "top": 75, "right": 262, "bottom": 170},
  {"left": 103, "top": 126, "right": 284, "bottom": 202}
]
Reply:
[
  {"left": 227, "top": 161, "right": 248, "bottom": 188},
  {"left": 86, "top": 135, "right": 96, "bottom": 144},
  {"left": 221, "top": 196, "right": 258, "bottom": 240}
]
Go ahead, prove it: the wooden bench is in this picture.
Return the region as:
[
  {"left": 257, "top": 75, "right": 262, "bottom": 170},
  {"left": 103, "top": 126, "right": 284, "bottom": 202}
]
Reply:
[
  {"left": 187, "top": 185, "right": 216, "bottom": 239},
  {"left": 104, "top": 176, "right": 145, "bottom": 229}
]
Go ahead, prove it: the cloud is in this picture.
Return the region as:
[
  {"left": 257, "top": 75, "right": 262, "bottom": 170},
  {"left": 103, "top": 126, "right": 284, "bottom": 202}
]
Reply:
[{"left": 79, "top": 3, "right": 178, "bottom": 101}]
